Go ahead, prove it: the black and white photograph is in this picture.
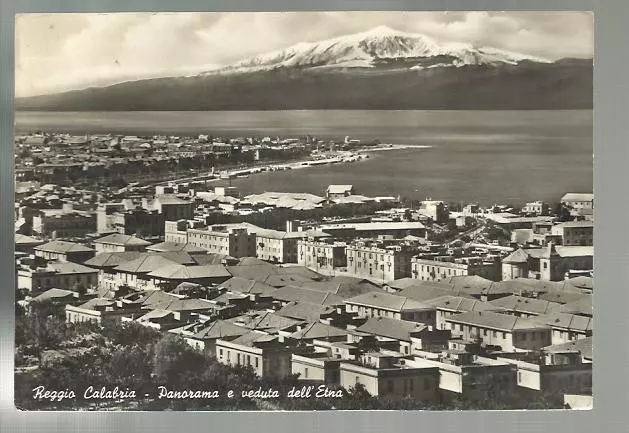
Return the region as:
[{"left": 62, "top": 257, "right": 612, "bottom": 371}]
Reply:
[{"left": 13, "top": 11, "right": 594, "bottom": 411}]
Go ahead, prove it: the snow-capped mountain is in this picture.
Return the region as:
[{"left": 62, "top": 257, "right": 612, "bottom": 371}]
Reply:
[{"left": 206, "top": 25, "right": 550, "bottom": 75}]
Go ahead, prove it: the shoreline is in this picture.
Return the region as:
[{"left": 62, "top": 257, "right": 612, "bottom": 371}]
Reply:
[{"left": 165, "top": 144, "right": 431, "bottom": 186}]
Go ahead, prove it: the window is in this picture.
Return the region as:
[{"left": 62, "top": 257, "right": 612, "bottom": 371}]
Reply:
[
  {"left": 237, "top": 353, "right": 241, "bottom": 365},
  {"left": 355, "top": 376, "right": 360, "bottom": 385},
  {"left": 518, "top": 372, "right": 522, "bottom": 382},
  {"left": 255, "top": 358, "right": 259, "bottom": 368},
  {"left": 493, "top": 330, "right": 497, "bottom": 338},
  {"left": 219, "top": 349, "right": 223, "bottom": 357}
]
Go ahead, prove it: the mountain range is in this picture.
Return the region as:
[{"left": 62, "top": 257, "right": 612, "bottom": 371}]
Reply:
[{"left": 15, "top": 26, "right": 593, "bottom": 111}]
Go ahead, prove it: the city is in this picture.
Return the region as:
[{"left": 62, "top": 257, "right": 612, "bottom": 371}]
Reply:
[{"left": 14, "top": 131, "right": 593, "bottom": 410}]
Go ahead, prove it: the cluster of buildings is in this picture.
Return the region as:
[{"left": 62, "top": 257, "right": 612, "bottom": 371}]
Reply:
[{"left": 15, "top": 180, "right": 594, "bottom": 407}]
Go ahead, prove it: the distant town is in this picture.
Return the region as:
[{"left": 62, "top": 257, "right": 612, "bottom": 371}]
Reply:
[{"left": 14, "top": 131, "right": 593, "bottom": 410}]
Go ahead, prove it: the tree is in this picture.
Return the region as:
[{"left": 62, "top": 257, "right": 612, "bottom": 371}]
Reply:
[{"left": 152, "top": 334, "right": 205, "bottom": 386}]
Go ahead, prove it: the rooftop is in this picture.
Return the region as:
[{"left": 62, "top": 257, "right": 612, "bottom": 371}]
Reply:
[
  {"left": 345, "top": 291, "right": 433, "bottom": 312},
  {"left": 93, "top": 234, "right": 152, "bottom": 247},
  {"left": 35, "top": 240, "right": 94, "bottom": 254},
  {"left": 445, "top": 310, "right": 549, "bottom": 332}
]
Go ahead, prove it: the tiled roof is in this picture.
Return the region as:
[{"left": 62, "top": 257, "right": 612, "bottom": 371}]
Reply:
[
  {"left": 445, "top": 311, "right": 549, "bottom": 332},
  {"left": 558, "top": 296, "right": 593, "bottom": 316},
  {"left": 218, "top": 277, "right": 276, "bottom": 295},
  {"left": 533, "top": 312, "right": 593, "bottom": 332},
  {"left": 426, "top": 295, "right": 506, "bottom": 313},
  {"left": 270, "top": 286, "right": 345, "bottom": 306},
  {"left": 357, "top": 316, "right": 428, "bottom": 342},
  {"left": 488, "top": 295, "right": 562, "bottom": 315},
  {"left": 502, "top": 249, "right": 530, "bottom": 264},
  {"left": 146, "top": 242, "right": 208, "bottom": 253},
  {"left": 147, "top": 264, "right": 231, "bottom": 280},
  {"left": 93, "top": 234, "right": 151, "bottom": 246},
  {"left": 345, "top": 292, "right": 433, "bottom": 312},
  {"left": 228, "top": 331, "right": 278, "bottom": 348},
  {"left": 15, "top": 234, "right": 44, "bottom": 245},
  {"left": 276, "top": 301, "right": 336, "bottom": 322},
  {"left": 191, "top": 320, "right": 249, "bottom": 340},
  {"left": 84, "top": 251, "right": 144, "bottom": 268},
  {"left": 35, "top": 240, "right": 94, "bottom": 254},
  {"left": 114, "top": 253, "right": 196, "bottom": 273},
  {"left": 289, "top": 322, "right": 348, "bottom": 340},
  {"left": 561, "top": 193, "right": 593, "bottom": 202},
  {"left": 227, "top": 312, "right": 303, "bottom": 332},
  {"left": 48, "top": 261, "right": 98, "bottom": 275},
  {"left": 542, "top": 336, "right": 593, "bottom": 359},
  {"left": 31, "top": 288, "right": 75, "bottom": 303}
]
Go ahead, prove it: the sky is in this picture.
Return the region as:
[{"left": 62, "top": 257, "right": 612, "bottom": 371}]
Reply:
[{"left": 15, "top": 11, "right": 594, "bottom": 97}]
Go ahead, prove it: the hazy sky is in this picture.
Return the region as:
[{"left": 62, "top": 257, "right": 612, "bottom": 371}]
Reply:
[{"left": 15, "top": 12, "right": 594, "bottom": 97}]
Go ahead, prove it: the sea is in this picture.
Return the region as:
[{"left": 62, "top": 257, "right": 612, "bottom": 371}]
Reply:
[{"left": 14, "top": 110, "right": 593, "bottom": 206}]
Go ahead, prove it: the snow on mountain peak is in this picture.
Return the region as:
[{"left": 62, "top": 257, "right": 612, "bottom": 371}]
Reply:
[{"left": 205, "top": 26, "right": 550, "bottom": 75}]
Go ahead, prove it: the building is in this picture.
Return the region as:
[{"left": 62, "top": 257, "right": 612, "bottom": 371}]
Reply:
[
  {"left": 65, "top": 297, "right": 139, "bottom": 326},
  {"left": 326, "top": 184, "right": 355, "bottom": 199},
  {"left": 533, "top": 313, "right": 593, "bottom": 345},
  {"left": 17, "top": 261, "right": 99, "bottom": 294},
  {"left": 411, "top": 257, "right": 501, "bottom": 282},
  {"left": 216, "top": 331, "right": 293, "bottom": 379},
  {"left": 150, "top": 195, "right": 195, "bottom": 221},
  {"left": 319, "top": 222, "right": 427, "bottom": 239},
  {"left": 409, "top": 350, "right": 517, "bottom": 401},
  {"left": 291, "top": 351, "right": 343, "bottom": 384},
  {"left": 297, "top": 239, "right": 347, "bottom": 274},
  {"left": 32, "top": 210, "right": 97, "bottom": 239},
  {"left": 346, "top": 242, "right": 414, "bottom": 282},
  {"left": 15, "top": 234, "right": 45, "bottom": 254},
  {"left": 339, "top": 352, "right": 440, "bottom": 401},
  {"left": 444, "top": 311, "right": 552, "bottom": 352},
  {"left": 561, "top": 193, "right": 594, "bottom": 210},
  {"left": 498, "top": 351, "right": 591, "bottom": 394},
  {"left": 92, "top": 233, "right": 152, "bottom": 253},
  {"left": 166, "top": 221, "right": 256, "bottom": 258},
  {"left": 488, "top": 295, "right": 562, "bottom": 318},
  {"left": 521, "top": 201, "right": 550, "bottom": 216},
  {"left": 417, "top": 200, "right": 450, "bottom": 224},
  {"left": 170, "top": 320, "right": 250, "bottom": 355},
  {"left": 424, "top": 295, "right": 507, "bottom": 330},
  {"left": 34, "top": 240, "right": 95, "bottom": 263},
  {"left": 254, "top": 228, "right": 329, "bottom": 264},
  {"left": 550, "top": 221, "right": 594, "bottom": 246},
  {"left": 345, "top": 292, "right": 436, "bottom": 325},
  {"left": 501, "top": 244, "right": 593, "bottom": 282}
]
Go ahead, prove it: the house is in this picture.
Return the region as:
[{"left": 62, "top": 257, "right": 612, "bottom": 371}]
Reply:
[
  {"left": 319, "top": 221, "right": 426, "bottom": 239},
  {"left": 498, "top": 351, "right": 592, "bottom": 394},
  {"left": 561, "top": 193, "right": 594, "bottom": 210},
  {"left": 521, "top": 201, "right": 550, "bottom": 216},
  {"left": 488, "top": 295, "right": 563, "bottom": 318},
  {"left": 412, "top": 257, "right": 501, "bottom": 282},
  {"left": 354, "top": 316, "right": 450, "bottom": 355},
  {"left": 444, "top": 311, "right": 552, "bottom": 352},
  {"left": 83, "top": 251, "right": 144, "bottom": 292},
  {"left": 424, "top": 295, "right": 507, "bottom": 330},
  {"left": 150, "top": 195, "right": 194, "bottom": 221},
  {"left": 297, "top": 239, "right": 347, "bottom": 274},
  {"left": 32, "top": 210, "right": 97, "bottom": 239},
  {"left": 326, "top": 185, "right": 355, "bottom": 199},
  {"left": 291, "top": 350, "right": 343, "bottom": 384},
  {"left": 216, "top": 331, "right": 294, "bottom": 379},
  {"left": 345, "top": 292, "right": 436, "bottom": 325},
  {"left": 166, "top": 221, "right": 257, "bottom": 258},
  {"left": 170, "top": 319, "right": 250, "bottom": 355},
  {"left": 346, "top": 242, "right": 415, "bottom": 282},
  {"left": 93, "top": 233, "right": 152, "bottom": 253},
  {"left": 409, "top": 350, "right": 517, "bottom": 401},
  {"left": 145, "top": 242, "right": 208, "bottom": 254},
  {"left": 550, "top": 221, "right": 593, "bottom": 246},
  {"left": 501, "top": 244, "right": 593, "bottom": 281},
  {"left": 34, "top": 240, "right": 95, "bottom": 263},
  {"left": 532, "top": 312, "right": 593, "bottom": 345},
  {"left": 65, "top": 298, "right": 139, "bottom": 326},
  {"left": 15, "top": 234, "right": 45, "bottom": 254},
  {"left": 17, "top": 261, "right": 99, "bottom": 294},
  {"left": 339, "top": 352, "right": 440, "bottom": 401},
  {"left": 146, "top": 263, "right": 232, "bottom": 290}
]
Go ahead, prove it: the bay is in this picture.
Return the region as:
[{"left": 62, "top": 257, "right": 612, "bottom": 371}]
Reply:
[{"left": 14, "top": 110, "right": 593, "bottom": 206}]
